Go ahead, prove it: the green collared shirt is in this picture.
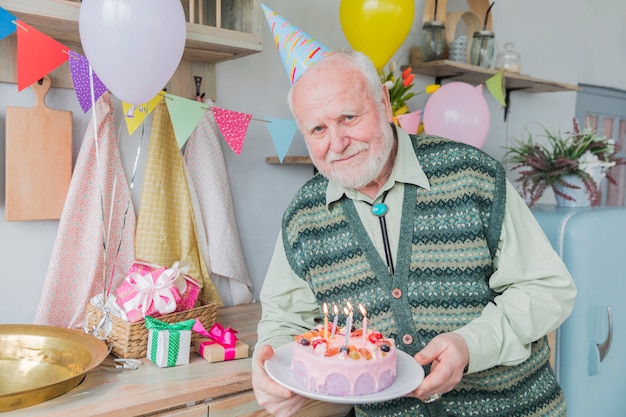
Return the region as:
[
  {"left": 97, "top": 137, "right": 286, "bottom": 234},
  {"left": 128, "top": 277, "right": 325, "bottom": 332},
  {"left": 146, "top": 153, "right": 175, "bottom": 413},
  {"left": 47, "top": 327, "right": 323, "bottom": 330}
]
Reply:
[{"left": 258, "top": 129, "right": 576, "bottom": 373}]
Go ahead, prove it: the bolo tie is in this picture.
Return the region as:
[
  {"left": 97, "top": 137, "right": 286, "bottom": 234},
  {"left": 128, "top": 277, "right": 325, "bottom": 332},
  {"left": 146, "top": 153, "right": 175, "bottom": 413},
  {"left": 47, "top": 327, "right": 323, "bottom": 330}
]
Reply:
[{"left": 364, "top": 190, "right": 394, "bottom": 276}]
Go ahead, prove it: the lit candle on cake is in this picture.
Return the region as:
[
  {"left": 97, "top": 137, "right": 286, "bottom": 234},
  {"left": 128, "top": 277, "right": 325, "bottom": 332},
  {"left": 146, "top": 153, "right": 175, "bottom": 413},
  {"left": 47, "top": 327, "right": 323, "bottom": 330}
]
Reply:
[
  {"left": 323, "top": 302, "right": 329, "bottom": 339},
  {"left": 359, "top": 303, "right": 367, "bottom": 343},
  {"left": 342, "top": 305, "right": 352, "bottom": 349},
  {"left": 331, "top": 304, "right": 339, "bottom": 338}
]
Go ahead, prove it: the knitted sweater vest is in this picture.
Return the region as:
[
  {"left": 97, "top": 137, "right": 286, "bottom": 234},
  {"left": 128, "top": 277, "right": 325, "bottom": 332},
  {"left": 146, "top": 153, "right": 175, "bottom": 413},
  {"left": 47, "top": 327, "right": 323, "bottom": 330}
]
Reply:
[{"left": 282, "top": 135, "right": 565, "bottom": 417}]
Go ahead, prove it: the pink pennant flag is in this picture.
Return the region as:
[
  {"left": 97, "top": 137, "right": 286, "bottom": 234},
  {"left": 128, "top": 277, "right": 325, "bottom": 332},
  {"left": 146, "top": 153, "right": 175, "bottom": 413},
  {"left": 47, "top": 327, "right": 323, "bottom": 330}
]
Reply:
[
  {"left": 68, "top": 50, "right": 107, "bottom": 113},
  {"left": 396, "top": 110, "right": 423, "bottom": 135},
  {"left": 16, "top": 20, "right": 68, "bottom": 91},
  {"left": 212, "top": 107, "right": 253, "bottom": 155}
]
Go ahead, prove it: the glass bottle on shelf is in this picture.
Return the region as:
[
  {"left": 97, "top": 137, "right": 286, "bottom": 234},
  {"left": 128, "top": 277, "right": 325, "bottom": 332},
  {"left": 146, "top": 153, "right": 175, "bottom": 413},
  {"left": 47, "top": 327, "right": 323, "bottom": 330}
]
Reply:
[
  {"left": 470, "top": 30, "right": 495, "bottom": 68},
  {"left": 420, "top": 21, "right": 446, "bottom": 62},
  {"left": 495, "top": 42, "right": 521, "bottom": 73}
]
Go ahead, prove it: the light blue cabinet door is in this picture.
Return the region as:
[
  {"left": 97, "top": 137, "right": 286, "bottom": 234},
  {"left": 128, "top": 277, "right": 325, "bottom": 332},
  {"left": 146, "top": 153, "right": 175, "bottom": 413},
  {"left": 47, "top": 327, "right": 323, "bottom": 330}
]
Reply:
[{"left": 532, "top": 205, "right": 626, "bottom": 417}]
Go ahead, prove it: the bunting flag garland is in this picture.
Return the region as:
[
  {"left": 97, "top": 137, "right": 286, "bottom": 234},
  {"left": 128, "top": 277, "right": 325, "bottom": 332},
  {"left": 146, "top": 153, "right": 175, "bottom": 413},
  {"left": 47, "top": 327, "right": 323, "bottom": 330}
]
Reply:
[
  {"left": 485, "top": 70, "right": 507, "bottom": 107},
  {"left": 212, "top": 107, "right": 253, "bottom": 155},
  {"left": 68, "top": 50, "right": 107, "bottom": 113},
  {"left": 0, "top": 5, "right": 301, "bottom": 160},
  {"left": 164, "top": 94, "right": 208, "bottom": 149},
  {"left": 16, "top": 20, "right": 68, "bottom": 91},
  {"left": 0, "top": 7, "right": 16, "bottom": 40},
  {"left": 265, "top": 118, "right": 298, "bottom": 163}
]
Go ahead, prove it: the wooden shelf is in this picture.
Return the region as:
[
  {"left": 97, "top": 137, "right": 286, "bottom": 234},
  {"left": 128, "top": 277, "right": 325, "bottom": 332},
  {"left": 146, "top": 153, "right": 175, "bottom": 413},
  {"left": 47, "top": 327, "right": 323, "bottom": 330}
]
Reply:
[
  {"left": 409, "top": 59, "right": 581, "bottom": 93},
  {"left": 0, "top": 0, "right": 263, "bottom": 64},
  {"left": 0, "top": 0, "right": 263, "bottom": 100},
  {"left": 408, "top": 51, "right": 581, "bottom": 121}
]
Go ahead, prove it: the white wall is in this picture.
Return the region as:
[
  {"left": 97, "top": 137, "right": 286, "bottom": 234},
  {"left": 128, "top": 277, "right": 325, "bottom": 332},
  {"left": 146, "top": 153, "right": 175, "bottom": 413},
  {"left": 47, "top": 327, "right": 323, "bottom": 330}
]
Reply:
[{"left": 1, "top": 0, "right": 624, "bottom": 324}]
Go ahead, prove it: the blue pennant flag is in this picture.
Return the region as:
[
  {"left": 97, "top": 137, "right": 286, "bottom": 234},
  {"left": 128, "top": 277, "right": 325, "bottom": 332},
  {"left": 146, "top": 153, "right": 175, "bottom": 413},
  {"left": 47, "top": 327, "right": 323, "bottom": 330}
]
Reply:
[
  {"left": 0, "top": 7, "right": 17, "bottom": 41},
  {"left": 265, "top": 117, "right": 298, "bottom": 163}
]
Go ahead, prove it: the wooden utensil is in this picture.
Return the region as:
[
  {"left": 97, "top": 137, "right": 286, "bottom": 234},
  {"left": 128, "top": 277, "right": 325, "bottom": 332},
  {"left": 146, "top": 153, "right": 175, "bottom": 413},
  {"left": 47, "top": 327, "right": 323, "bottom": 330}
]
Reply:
[{"left": 5, "top": 75, "right": 72, "bottom": 221}]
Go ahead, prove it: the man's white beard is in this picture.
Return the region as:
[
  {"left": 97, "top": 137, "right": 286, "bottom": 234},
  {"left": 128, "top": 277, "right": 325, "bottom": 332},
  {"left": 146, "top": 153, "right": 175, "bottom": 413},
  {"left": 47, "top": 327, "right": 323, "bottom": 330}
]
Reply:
[{"left": 317, "top": 123, "right": 395, "bottom": 190}]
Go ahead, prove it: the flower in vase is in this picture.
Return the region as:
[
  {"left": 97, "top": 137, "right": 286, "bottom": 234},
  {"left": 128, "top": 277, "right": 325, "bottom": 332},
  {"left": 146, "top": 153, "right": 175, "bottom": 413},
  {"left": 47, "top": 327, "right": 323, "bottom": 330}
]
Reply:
[{"left": 379, "top": 62, "right": 439, "bottom": 119}]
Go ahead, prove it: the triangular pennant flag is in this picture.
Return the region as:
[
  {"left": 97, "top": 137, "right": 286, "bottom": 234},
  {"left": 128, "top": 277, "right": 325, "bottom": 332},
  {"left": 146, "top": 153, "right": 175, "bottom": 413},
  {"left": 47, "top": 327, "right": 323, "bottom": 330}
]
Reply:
[
  {"left": 265, "top": 117, "right": 298, "bottom": 163},
  {"left": 485, "top": 70, "right": 507, "bottom": 107},
  {"left": 0, "top": 7, "right": 17, "bottom": 41},
  {"left": 146, "top": 92, "right": 163, "bottom": 114},
  {"left": 212, "top": 107, "right": 252, "bottom": 155},
  {"left": 16, "top": 20, "right": 69, "bottom": 91},
  {"left": 396, "top": 110, "right": 423, "bottom": 135},
  {"left": 164, "top": 93, "right": 208, "bottom": 148},
  {"left": 122, "top": 94, "right": 163, "bottom": 136},
  {"left": 68, "top": 50, "right": 107, "bottom": 113}
]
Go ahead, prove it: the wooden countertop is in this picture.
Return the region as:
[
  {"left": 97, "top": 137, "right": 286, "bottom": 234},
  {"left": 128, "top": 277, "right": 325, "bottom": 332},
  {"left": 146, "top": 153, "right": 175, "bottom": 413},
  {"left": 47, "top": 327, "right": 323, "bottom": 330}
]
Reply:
[{"left": 9, "top": 303, "right": 262, "bottom": 417}]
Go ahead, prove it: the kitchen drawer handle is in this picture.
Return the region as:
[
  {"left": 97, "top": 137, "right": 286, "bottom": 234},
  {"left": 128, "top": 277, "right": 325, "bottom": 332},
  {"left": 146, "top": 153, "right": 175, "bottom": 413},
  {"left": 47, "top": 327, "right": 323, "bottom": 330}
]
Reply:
[{"left": 597, "top": 306, "right": 613, "bottom": 363}]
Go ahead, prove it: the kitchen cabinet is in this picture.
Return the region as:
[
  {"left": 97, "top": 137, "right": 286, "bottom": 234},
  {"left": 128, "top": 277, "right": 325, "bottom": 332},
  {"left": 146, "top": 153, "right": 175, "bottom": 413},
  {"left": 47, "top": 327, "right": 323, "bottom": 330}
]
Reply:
[{"left": 0, "top": 0, "right": 263, "bottom": 100}]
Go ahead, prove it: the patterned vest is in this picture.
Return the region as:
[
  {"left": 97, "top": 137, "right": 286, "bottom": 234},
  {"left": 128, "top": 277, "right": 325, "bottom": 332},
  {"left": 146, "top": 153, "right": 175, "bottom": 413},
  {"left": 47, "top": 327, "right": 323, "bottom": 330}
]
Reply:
[{"left": 282, "top": 136, "right": 565, "bottom": 417}]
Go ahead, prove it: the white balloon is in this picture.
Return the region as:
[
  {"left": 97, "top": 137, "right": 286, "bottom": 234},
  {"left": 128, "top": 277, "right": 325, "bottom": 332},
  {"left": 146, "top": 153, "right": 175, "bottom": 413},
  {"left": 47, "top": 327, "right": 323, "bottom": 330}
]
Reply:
[{"left": 79, "top": 0, "right": 187, "bottom": 105}]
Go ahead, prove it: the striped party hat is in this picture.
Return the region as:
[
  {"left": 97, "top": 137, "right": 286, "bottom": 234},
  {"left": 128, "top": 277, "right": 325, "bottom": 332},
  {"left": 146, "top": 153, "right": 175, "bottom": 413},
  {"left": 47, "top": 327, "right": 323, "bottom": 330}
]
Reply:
[{"left": 261, "top": 3, "right": 330, "bottom": 85}]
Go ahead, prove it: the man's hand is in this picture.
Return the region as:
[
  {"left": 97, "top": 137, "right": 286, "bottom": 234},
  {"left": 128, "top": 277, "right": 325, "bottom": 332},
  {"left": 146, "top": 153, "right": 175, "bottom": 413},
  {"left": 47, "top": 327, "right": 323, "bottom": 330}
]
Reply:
[
  {"left": 252, "top": 344, "right": 308, "bottom": 417},
  {"left": 407, "top": 333, "right": 469, "bottom": 402}
]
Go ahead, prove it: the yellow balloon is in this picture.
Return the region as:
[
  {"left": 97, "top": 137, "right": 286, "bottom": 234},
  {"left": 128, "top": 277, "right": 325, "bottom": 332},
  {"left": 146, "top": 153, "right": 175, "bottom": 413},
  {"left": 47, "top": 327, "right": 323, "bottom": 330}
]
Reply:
[{"left": 339, "top": 0, "right": 415, "bottom": 70}]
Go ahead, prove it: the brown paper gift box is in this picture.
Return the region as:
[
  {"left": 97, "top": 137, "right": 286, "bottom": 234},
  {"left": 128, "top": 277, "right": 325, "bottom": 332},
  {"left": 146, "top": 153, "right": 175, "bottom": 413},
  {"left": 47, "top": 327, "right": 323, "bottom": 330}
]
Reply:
[{"left": 195, "top": 338, "right": 249, "bottom": 363}]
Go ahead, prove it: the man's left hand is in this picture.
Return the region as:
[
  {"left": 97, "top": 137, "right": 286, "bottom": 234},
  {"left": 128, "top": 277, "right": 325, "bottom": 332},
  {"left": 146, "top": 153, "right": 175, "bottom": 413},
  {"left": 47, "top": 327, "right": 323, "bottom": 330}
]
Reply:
[{"left": 407, "top": 333, "right": 469, "bottom": 402}]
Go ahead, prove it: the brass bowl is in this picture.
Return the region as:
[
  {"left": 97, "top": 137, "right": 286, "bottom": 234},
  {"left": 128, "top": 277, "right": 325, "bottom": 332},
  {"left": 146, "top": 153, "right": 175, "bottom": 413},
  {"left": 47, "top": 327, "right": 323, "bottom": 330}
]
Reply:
[{"left": 0, "top": 324, "right": 108, "bottom": 412}]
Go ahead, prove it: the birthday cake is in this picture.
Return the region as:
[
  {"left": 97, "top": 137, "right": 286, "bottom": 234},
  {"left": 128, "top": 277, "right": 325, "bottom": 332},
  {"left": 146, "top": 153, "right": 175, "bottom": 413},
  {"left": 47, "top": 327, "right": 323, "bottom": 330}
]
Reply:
[{"left": 290, "top": 325, "right": 397, "bottom": 396}]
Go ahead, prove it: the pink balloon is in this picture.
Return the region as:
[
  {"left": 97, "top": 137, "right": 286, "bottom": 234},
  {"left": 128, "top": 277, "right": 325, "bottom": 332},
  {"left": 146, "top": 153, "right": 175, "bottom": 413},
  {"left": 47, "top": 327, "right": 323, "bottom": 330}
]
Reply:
[
  {"left": 423, "top": 82, "right": 490, "bottom": 148},
  {"left": 79, "top": 0, "right": 186, "bottom": 105}
]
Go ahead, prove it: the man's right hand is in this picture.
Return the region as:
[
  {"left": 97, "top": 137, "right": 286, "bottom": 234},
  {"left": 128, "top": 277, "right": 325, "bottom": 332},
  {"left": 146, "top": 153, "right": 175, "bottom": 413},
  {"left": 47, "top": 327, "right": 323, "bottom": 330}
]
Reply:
[{"left": 252, "top": 344, "right": 308, "bottom": 417}]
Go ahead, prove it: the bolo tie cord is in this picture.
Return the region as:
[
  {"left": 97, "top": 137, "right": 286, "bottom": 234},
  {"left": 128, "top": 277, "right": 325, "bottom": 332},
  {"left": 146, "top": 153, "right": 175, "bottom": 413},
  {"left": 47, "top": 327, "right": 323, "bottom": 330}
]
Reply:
[{"left": 364, "top": 190, "right": 394, "bottom": 277}]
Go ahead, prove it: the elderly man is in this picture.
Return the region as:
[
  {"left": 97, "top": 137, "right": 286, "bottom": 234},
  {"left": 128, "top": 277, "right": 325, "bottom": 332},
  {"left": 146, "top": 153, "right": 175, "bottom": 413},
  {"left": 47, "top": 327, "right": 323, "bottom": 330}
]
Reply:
[{"left": 252, "top": 50, "right": 576, "bottom": 417}]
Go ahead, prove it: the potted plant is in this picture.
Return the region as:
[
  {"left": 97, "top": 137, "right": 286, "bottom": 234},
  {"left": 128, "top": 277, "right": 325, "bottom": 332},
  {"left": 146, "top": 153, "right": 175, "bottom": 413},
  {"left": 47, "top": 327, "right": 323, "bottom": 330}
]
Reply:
[{"left": 503, "top": 118, "right": 626, "bottom": 207}]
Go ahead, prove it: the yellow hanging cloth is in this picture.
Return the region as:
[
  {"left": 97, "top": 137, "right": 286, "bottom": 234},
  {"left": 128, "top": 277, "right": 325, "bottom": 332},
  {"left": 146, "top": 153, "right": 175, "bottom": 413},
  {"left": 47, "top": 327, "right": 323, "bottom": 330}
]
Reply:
[{"left": 135, "top": 102, "right": 222, "bottom": 306}]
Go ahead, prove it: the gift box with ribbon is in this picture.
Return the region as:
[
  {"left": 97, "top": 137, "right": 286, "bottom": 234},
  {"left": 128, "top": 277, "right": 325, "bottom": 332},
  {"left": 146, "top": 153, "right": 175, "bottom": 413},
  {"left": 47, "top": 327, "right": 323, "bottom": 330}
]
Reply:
[
  {"left": 146, "top": 316, "right": 196, "bottom": 367},
  {"left": 115, "top": 260, "right": 201, "bottom": 322},
  {"left": 193, "top": 321, "right": 249, "bottom": 363}
]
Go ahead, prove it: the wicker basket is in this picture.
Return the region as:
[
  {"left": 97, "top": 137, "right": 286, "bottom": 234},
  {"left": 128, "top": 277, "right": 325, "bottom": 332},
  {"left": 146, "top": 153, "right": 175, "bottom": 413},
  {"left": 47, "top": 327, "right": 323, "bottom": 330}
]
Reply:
[{"left": 85, "top": 302, "right": 217, "bottom": 359}]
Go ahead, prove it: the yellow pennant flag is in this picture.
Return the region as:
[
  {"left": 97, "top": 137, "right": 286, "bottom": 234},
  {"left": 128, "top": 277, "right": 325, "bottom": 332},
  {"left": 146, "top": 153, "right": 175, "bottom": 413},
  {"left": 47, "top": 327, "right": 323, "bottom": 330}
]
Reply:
[
  {"left": 485, "top": 70, "right": 507, "bottom": 107},
  {"left": 122, "top": 93, "right": 163, "bottom": 136}
]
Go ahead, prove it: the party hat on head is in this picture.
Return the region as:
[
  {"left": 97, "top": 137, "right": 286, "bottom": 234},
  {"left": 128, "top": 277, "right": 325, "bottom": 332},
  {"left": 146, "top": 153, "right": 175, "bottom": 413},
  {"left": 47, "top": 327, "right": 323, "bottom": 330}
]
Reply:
[{"left": 261, "top": 3, "right": 330, "bottom": 85}]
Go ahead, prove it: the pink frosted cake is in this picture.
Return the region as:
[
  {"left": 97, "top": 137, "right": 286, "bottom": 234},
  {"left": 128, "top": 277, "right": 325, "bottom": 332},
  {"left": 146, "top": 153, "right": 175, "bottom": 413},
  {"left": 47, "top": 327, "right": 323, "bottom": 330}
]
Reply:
[{"left": 291, "top": 326, "right": 396, "bottom": 396}]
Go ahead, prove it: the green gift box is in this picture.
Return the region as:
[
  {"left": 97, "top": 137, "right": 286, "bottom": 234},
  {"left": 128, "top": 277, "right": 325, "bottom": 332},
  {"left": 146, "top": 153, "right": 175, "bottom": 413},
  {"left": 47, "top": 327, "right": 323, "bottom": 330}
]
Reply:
[{"left": 145, "top": 316, "right": 195, "bottom": 368}]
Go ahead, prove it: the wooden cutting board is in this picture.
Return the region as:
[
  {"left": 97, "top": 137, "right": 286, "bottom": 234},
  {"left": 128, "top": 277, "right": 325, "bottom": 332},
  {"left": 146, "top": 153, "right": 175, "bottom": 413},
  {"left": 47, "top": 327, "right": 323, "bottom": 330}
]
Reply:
[{"left": 5, "top": 75, "right": 72, "bottom": 221}]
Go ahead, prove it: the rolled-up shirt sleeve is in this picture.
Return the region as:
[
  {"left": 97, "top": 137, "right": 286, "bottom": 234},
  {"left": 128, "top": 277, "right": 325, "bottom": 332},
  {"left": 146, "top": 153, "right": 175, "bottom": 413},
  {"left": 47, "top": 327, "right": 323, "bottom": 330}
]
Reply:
[
  {"left": 256, "top": 231, "right": 319, "bottom": 351},
  {"left": 453, "top": 181, "right": 577, "bottom": 373}
]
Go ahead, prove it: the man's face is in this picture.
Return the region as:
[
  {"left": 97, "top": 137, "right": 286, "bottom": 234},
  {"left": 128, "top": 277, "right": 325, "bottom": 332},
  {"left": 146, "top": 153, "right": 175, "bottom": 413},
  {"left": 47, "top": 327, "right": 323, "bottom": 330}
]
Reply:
[{"left": 291, "top": 56, "right": 394, "bottom": 190}]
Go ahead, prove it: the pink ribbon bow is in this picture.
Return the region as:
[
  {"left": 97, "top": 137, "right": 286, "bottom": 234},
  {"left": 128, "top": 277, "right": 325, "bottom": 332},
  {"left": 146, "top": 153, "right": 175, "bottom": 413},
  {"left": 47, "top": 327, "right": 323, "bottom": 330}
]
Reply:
[
  {"left": 127, "top": 268, "right": 179, "bottom": 316},
  {"left": 193, "top": 320, "right": 239, "bottom": 360}
]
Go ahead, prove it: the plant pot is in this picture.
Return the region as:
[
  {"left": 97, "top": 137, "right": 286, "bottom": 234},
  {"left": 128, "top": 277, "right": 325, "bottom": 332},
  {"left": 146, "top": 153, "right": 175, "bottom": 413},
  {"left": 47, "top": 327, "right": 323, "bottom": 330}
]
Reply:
[{"left": 552, "top": 169, "right": 604, "bottom": 207}]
